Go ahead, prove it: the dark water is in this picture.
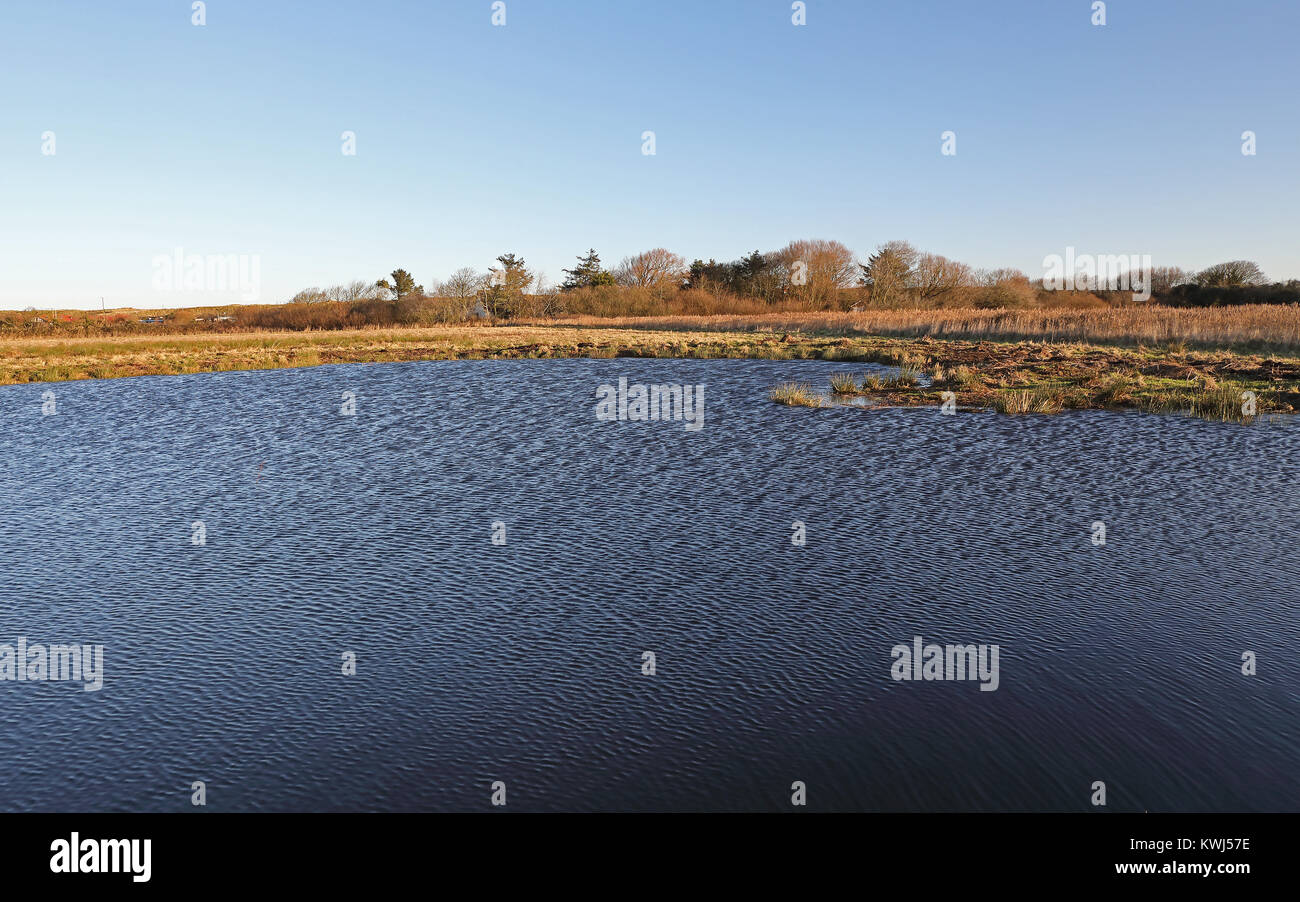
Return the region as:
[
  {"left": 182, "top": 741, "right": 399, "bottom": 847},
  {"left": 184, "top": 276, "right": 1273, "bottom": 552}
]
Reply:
[{"left": 0, "top": 358, "right": 1296, "bottom": 812}]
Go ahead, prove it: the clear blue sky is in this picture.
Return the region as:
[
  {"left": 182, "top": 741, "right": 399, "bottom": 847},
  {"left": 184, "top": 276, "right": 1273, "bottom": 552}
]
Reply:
[{"left": 2, "top": 0, "right": 1296, "bottom": 309}]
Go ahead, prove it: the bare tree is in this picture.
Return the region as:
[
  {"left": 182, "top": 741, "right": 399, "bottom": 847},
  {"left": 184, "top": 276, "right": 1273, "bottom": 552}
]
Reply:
[
  {"left": 443, "top": 267, "right": 485, "bottom": 313},
  {"left": 327, "top": 280, "right": 385, "bottom": 303},
  {"left": 768, "top": 239, "right": 857, "bottom": 308},
  {"left": 914, "top": 253, "right": 976, "bottom": 303},
  {"left": 974, "top": 268, "right": 1036, "bottom": 308},
  {"left": 1148, "top": 266, "right": 1192, "bottom": 293},
  {"left": 1195, "top": 260, "right": 1268, "bottom": 288},
  {"left": 289, "top": 286, "right": 327, "bottom": 303},
  {"left": 1149, "top": 269, "right": 1190, "bottom": 293},
  {"left": 530, "top": 272, "right": 565, "bottom": 317},
  {"left": 614, "top": 248, "right": 687, "bottom": 290}
]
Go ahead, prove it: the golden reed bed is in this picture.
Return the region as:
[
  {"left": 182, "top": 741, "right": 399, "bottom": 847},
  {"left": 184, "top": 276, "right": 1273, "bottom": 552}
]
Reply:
[{"left": 537, "top": 305, "right": 1300, "bottom": 353}]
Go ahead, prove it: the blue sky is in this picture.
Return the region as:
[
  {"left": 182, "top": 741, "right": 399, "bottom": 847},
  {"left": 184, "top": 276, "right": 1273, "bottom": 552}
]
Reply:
[{"left": 1, "top": 0, "right": 1296, "bottom": 309}]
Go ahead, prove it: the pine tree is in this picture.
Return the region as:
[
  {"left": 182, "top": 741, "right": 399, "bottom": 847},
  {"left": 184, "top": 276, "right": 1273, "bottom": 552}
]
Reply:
[
  {"left": 376, "top": 268, "right": 423, "bottom": 300},
  {"left": 561, "top": 249, "right": 614, "bottom": 291},
  {"left": 858, "top": 243, "right": 917, "bottom": 308},
  {"left": 484, "top": 253, "right": 532, "bottom": 317}
]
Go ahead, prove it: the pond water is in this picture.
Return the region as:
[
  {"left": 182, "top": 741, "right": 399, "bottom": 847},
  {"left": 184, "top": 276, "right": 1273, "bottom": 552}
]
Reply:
[{"left": 0, "top": 358, "right": 1296, "bottom": 811}]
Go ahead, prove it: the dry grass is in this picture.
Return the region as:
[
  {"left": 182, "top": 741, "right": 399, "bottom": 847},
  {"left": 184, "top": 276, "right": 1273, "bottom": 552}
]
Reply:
[
  {"left": 829, "top": 372, "right": 860, "bottom": 394},
  {"left": 1140, "top": 386, "right": 1258, "bottom": 423},
  {"left": 993, "top": 388, "right": 1066, "bottom": 415},
  {"left": 541, "top": 306, "right": 1300, "bottom": 355},
  {"left": 769, "top": 383, "right": 825, "bottom": 407},
  {"left": 2, "top": 319, "right": 1298, "bottom": 426},
  {"left": 793, "top": 351, "right": 1288, "bottom": 422}
]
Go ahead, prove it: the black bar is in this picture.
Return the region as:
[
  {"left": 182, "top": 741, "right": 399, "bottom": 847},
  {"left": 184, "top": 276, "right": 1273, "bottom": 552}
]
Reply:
[{"left": 2, "top": 813, "right": 1285, "bottom": 889}]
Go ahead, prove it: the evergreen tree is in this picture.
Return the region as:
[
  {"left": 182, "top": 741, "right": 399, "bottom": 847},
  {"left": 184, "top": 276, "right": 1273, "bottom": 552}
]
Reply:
[
  {"left": 732, "top": 250, "right": 769, "bottom": 296},
  {"left": 561, "top": 248, "right": 614, "bottom": 291},
  {"left": 375, "top": 268, "right": 423, "bottom": 300},
  {"left": 484, "top": 253, "right": 532, "bottom": 317},
  {"left": 858, "top": 242, "right": 917, "bottom": 308}
]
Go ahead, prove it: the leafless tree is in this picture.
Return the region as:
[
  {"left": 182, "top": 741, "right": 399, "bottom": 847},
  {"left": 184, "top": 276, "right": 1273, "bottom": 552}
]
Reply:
[
  {"left": 614, "top": 248, "right": 687, "bottom": 290},
  {"left": 974, "top": 268, "right": 1036, "bottom": 308},
  {"left": 770, "top": 239, "right": 857, "bottom": 308},
  {"left": 289, "top": 286, "right": 327, "bottom": 303},
  {"left": 327, "top": 280, "right": 386, "bottom": 303},
  {"left": 1196, "top": 260, "right": 1268, "bottom": 288},
  {"left": 914, "top": 253, "right": 976, "bottom": 302},
  {"left": 444, "top": 268, "right": 484, "bottom": 303},
  {"left": 1148, "top": 266, "right": 1192, "bottom": 293}
]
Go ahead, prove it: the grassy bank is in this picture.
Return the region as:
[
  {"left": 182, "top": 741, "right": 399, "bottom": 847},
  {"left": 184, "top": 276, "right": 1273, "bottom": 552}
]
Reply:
[
  {"left": 3, "top": 317, "right": 1296, "bottom": 421},
  {"left": 538, "top": 306, "right": 1300, "bottom": 355}
]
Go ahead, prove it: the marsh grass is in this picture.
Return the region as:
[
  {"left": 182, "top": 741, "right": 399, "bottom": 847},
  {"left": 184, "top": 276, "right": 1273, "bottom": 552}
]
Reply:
[
  {"left": 1141, "top": 386, "right": 1255, "bottom": 423},
  {"left": 825, "top": 364, "right": 919, "bottom": 396},
  {"left": 951, "top": 366, "right": 985, "bottom": 391},
  {"left": 563, "top": 306, "right": 1300, "bottom": 355},
  {"left": 2, "top": 320, "right": 1294, "bottom": 428},
  {"left": 769, "top": 382, "right": 825, "bottom": 407},
  {"left": 887, "top": 364, "right": 921, "bottom": 388},
  {"left": 1095, "top": 372, "right": 1141, "bottom": 405},
  {"left": 829, "top": 372, "right": 860, "bottom": 394},
  {"left": 993, "top": 388, "right": 1066, "bottom": 415}
]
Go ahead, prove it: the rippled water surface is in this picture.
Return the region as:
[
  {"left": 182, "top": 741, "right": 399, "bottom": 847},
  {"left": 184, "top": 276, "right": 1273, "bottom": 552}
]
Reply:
[{"left": 1, "top": 358, "right": 1297, "bottom": 811}]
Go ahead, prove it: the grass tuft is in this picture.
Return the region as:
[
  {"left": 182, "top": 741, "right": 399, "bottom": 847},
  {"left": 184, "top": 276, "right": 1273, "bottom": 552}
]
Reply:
[
  {"left": 769, "top": 382, "right": 825, "bottom": 407},
  {"left": 993, "top": 388, "right": 1065, "bottom": 415},
  {"left": 1141, "top": 386, "right": 1256, "bottom": 422},
  {"left": 829, "top": 372, "right": 860, "bottom": 394}
]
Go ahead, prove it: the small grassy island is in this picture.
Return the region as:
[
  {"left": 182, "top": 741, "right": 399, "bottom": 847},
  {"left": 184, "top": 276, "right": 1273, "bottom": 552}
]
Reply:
[{"left": 766, "top": 333, "right": 1296, "bottom": 422}]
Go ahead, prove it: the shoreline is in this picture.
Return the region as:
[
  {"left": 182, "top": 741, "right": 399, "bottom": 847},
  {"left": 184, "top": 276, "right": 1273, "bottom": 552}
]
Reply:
[{"left": 3, "top": 319, "right": 1297, "bottom": 420}]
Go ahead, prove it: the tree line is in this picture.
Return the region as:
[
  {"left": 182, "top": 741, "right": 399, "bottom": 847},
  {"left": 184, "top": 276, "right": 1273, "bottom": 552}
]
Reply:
[
  {"left": 5, "top": 241, "right": 1293, "bottom": 336},
  {"left": 279, "top": 242, "right": 1291, "bottom": 321}
]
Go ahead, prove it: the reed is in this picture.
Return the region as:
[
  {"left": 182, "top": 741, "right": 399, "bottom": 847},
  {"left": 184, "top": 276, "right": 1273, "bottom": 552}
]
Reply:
[
  {"left": 552, "top": 306, "right": 1300, "bottom": 355},
  {"left": 829, "top": 372, "right": 860, "bottom": 394},
  {"left": 769, "top": 383, "right": 825, "bottom": 407},
  {"left": 887, "top": 364, "right": 921, "bottom": 388},
  {"left": 1141, "top": 386, "right": 1255, "bottom": 423},
  {"left": 992, "top": 388, "right": 1065, "bottom": 415}
]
